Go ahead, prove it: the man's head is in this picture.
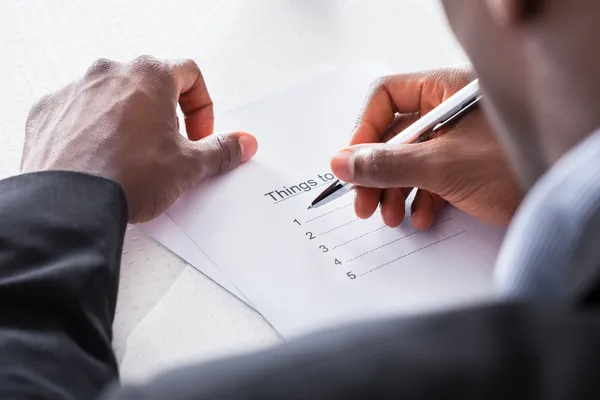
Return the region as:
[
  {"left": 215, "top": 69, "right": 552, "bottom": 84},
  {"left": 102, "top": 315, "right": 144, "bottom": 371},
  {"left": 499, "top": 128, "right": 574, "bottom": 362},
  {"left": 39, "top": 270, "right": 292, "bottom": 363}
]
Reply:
[{"left": 441, "top": 0, "right": 600, "bottom": 188}]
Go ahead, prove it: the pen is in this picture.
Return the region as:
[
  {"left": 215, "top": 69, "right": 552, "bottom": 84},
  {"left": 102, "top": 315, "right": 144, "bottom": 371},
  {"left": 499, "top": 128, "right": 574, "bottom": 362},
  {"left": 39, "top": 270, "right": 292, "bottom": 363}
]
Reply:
[{"left": 308, "top": 79, "right": 482, "bottom": 210}]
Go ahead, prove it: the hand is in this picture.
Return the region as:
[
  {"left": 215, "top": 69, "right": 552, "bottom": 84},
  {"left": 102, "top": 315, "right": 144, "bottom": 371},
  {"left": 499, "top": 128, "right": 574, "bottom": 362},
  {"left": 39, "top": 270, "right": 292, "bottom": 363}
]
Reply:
[
  {"left": 21, "top": 56, "right": 258, "bottom": 223},
  {"left": 330, "top": 67, "right": 522, "bottom": 229}
]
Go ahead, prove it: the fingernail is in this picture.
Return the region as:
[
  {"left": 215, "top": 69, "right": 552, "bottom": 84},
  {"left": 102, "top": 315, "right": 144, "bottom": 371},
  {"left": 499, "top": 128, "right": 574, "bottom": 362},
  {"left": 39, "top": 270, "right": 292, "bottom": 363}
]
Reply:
[
  {"left": 238, "top": 133, "right": 258, "bottom": 162},
  {"left": 330, "top": 150, "right": 355, "bottom": 181}
]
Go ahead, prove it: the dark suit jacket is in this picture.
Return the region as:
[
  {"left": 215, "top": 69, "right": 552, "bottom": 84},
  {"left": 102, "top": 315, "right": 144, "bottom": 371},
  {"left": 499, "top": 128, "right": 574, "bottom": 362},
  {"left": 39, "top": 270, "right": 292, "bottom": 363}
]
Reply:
[{"left": 1, "top": 171, "right": 599, "bottom": 399}]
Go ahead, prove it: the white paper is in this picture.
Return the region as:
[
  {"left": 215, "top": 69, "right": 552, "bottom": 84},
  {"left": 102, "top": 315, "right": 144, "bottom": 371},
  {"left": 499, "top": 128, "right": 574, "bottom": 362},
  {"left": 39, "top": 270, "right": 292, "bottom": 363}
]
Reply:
[
  {"left": 138, "top": 213, "right": 253, "bottom": 307},
  {"left": 164, "top": 63, "right": 506, "bottom": 339}
]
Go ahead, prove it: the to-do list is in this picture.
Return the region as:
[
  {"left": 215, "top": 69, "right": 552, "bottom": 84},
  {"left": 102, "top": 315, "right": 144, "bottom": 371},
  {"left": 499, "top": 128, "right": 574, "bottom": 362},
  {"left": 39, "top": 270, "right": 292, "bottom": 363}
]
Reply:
[{"left": 153, "top": 64, "right": 506, "bottom": 339}]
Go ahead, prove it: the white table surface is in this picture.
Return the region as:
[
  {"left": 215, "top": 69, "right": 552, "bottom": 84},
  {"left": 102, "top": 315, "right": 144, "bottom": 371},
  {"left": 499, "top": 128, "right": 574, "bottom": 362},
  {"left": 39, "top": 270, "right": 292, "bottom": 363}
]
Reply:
[{"left": 0, "top": 0, "right": 467, "bottom": 382}]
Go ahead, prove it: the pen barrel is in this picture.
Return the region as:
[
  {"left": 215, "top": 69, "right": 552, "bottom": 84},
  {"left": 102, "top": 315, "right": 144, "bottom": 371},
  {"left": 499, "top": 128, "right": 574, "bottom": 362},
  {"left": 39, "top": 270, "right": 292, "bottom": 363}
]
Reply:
[{"left": 388, "top": 79, "right": 480, "bottom": 145}]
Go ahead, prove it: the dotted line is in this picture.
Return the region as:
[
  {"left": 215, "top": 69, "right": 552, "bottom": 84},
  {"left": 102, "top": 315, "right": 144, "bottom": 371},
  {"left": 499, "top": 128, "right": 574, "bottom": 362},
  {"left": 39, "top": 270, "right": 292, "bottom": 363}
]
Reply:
[
  {"left": 332, "top": 225, "right": 387, "bottom": 249},
  {"left": 346, "top": 230, "right": 421, "bottom": 262},
  {"left": 346, "top": 217, "right": 453, "bottom": 263},
  {"left": 332, "top": 215, "right": 413, "bottom": 249},
  {"left": 361, "top": 229, "right": 467, "bottom": 276},
  {"left": 305, "top": 203, "right": 353, "bottom": 223},
  {"left": 318, "top": 218, "right": 360, "bottom": 236}
]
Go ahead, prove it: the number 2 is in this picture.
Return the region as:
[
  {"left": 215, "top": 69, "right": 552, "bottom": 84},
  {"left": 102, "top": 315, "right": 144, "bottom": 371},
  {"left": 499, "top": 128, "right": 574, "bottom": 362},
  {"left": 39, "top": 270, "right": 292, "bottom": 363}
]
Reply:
[{"left": 306, "top": 232, "right": 315, "bottom": 240}]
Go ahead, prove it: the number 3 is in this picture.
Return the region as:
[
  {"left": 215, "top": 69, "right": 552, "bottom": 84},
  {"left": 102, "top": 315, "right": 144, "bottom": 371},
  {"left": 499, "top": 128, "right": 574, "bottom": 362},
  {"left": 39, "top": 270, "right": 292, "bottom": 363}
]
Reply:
[{"left": 319, "top": 245, "right": 329, "bottom": 252}]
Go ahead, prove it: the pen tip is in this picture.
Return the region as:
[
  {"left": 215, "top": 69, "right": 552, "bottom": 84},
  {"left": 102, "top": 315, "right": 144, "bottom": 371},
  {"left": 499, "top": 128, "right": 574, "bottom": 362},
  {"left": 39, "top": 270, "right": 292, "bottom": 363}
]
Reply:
[{"left": 307, "top": 205, "right": 313, "bottom": 210}]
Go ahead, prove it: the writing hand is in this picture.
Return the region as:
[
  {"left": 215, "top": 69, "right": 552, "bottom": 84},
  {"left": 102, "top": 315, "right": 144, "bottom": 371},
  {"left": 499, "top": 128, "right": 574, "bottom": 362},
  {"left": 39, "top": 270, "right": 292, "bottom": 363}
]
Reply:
[
  {"left": 330, "top": 67, "right": 522, "bottom": 229},
  {"left": 21, "top": 56, "right": 258, "bottom": 223}
]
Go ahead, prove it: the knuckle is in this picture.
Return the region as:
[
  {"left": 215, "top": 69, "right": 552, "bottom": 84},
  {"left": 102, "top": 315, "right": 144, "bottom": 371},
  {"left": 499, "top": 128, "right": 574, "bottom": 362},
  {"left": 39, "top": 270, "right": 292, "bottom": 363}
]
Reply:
[
  {"left": 85, "top": 58, "right": 118, "bottom": 77},
  {"left": 27, "top": 94, "right": 52, "bottom": 117},
  {"left": 204, "top": 134, "right": 241, "bottom": 176},
  {"left": 370, "top": 149, "right": 396, "bottom": 183},
  {"left": 130, "top": 55, "right": 170, "bottom": 77},
  {"left": 448, "top": 68, "right": 471, "bottom": 88},
  {"left": 215, "top": 135, "right": 238, "bottom": 173},
  {"left": 128, "top": 55, "right": 173, "bottom": 91},
  {"left": 25, "top": 93, "right": 53, "bottom": 132},
  {"left": 367, "top": 76, "right": 389, "bottom": 96},
  {"left": 354, "top": 76, "right": 392, "bottom": 129},
  {"left": 454, "top": 64, "right": 475, "bottom": 84},
  {"left": 180, "top": 58, "right": 200, "bottom": 73},
  {"left": 356, "top": 147, "right": 396, "bottom": 185},
  {"left": 432, "top": 66, "right": 474, "bottom": 93}
]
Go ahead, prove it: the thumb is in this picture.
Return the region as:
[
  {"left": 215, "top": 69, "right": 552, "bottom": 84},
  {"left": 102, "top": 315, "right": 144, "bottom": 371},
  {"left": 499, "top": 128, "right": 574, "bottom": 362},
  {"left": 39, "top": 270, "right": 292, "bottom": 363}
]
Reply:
[
  {"left": 330, "top": 142, "right": 441, "bottom": 191},
  {"left": 182, "top": 132, "right": 258, "bottom": 180}
]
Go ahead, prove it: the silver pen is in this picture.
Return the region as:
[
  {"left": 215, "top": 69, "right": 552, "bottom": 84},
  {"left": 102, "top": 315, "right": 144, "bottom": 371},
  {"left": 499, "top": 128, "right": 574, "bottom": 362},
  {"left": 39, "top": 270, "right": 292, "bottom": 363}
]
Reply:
[{"left": 308, "top": 79, "right": 482, "bottom": 210}]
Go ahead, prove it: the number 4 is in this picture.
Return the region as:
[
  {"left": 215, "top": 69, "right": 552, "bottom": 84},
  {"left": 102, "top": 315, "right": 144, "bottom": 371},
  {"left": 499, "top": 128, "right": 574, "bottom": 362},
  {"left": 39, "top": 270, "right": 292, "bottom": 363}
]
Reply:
[{"left": 335, "top": 259, "right": 342, "bottom": 266}]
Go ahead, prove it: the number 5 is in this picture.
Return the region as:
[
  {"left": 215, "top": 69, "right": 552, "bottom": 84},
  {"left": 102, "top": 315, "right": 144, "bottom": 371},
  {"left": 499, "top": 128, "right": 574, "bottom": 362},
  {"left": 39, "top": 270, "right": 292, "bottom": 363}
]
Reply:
[{"left": 347, "top": 272, "right": 356, "bottom": 280}]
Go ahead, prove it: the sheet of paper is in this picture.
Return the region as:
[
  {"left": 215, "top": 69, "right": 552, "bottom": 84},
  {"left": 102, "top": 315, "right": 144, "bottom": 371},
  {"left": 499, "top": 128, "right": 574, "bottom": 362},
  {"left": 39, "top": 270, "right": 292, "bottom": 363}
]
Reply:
[
  {"left": 137, "top": 64, "right": 342, "bottom": 308},
  {"left": 139, "top": 213, "right": 253, "bottom": 307},
  {"left": 164, "top": 63, "right": 506, "bottom": 339}
]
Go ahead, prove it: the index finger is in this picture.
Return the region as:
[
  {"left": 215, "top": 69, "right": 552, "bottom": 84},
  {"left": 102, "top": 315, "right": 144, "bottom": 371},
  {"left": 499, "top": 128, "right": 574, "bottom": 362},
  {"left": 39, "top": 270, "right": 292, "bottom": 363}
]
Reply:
[
  {"left": 350, "top": 72, "right": 428, "bottom": 145},
  {"left": 170, "top": 59, "right": 214, "bottom": 141},
  {"left": 351, "top": 67, "right": 473, "bottom": 146}
]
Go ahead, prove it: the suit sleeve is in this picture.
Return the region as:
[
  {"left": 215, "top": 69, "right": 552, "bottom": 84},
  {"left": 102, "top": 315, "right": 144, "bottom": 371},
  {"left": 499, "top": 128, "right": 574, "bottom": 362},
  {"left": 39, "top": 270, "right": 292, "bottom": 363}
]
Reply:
[{"left": 0, "top": 171, "right": 127, "bottom": 399}]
